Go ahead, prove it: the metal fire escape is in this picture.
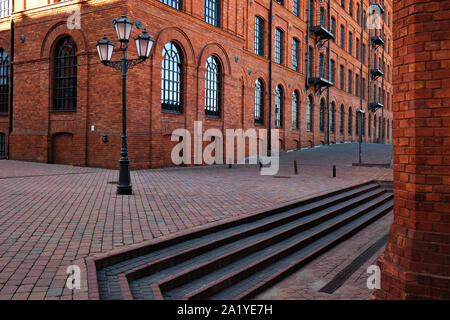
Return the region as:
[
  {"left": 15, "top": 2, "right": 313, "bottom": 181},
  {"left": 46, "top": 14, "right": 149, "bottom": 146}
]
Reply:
[
  {"left": 368, "top": 0, "right": 386, "bottom": 143},
  {"left": 307, "top": 0, "right": 334, "bottom": 97}
]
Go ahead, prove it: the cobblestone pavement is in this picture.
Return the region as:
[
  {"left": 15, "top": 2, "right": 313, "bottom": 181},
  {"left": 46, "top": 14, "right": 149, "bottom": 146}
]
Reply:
[{"left": 0, "top": 143, "right": 392, "bottom": 300}]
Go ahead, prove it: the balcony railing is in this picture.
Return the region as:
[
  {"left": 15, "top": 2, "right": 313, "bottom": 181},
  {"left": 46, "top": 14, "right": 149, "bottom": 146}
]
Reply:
[{"left": 310, "top": 6, "right": 334, "bottom": 41}]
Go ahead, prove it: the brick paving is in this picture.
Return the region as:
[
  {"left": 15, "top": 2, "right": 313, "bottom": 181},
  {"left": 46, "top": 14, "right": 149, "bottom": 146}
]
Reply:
[{"left": 0, "top": 143, "right": 392, "bottom": 300}]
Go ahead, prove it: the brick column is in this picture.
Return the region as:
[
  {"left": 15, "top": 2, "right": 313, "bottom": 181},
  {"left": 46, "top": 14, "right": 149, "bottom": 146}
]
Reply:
[{"left": 374, "top": 0, "right": 450, "bottom": 300}]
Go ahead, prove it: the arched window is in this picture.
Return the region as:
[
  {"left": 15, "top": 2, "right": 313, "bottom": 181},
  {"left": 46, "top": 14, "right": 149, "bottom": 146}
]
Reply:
[
  {"left": 275, "top": 85, "right": 283, "bottom": 128},
  {"left": 0, "top": 132, "right": 4, "bottom": 158},
  {"left": 340, "top": 105, "right": 344, "bottom": 133},
  {"left": 0, "top": 49, "right": 8, "bottom": 114},
  {"left": 254, "top": 79, "right": 264, "bottom": 125},
  {"left": 368, "top": 114, "right": 372, "bottom": 137},
  {"left": 307, "top": 95, "right": 313, "bottom": 132},
  {"left": 292, "top": 91, "right": 299, "bottom": 129},
  {"left": 205, "top": 56, "right": 221, "bottom": 117},
  {"left": 348, "top": 107, "right": 352, "bottom": 135},
  {"left": 319, "top": 99, "right": 325, "bottom": 132},
  {"left": 355, "top": 111, "right": 359, "bottom": 136},
  {"left": 53, "top": 36, "right": 77, "bottom": 111},
  {"left": 162, "top": 42, "right": 183, "bottom": 113},
  {"left": 330, "top": 102, "right": 335, "bottom": 133}
]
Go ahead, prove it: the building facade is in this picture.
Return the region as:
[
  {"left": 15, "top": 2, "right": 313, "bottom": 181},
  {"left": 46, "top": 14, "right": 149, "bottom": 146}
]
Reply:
[{"left": 0, "top": 0, "right": 393, "bottom": 169}]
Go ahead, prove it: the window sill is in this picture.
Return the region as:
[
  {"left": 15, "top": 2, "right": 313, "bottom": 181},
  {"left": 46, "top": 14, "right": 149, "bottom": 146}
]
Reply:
[{"left": 162, "top": 109, "right": 183, "bottom": 115}]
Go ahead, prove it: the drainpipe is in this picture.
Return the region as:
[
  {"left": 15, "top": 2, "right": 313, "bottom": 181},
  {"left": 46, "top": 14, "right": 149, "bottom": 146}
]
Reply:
[
  {"left": 359, "top": 0, "right": 364, "bottom": 162},
  {"left": 7, "top": 19, "right": 13, "bottom": 159},
  {"left": 306, "top": 0, "right": 311, "bottom": 88},
  {"left": 268, "top": 0, "right": 273, "bottom": 154},
  {"left": 381, "top": 0, "right": 386, "bottom": 144},
  {"left": 326, "top": 0, "right": 331, "bottom": 146}
]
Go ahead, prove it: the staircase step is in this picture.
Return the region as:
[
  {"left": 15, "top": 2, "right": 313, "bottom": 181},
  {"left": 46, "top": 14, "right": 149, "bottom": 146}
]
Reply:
[
  {"left": 157, "top": 195, "right": 392, "bottom": 300},
  {"left": 90, "top": 181, "right": 393, "bottom": 300}
]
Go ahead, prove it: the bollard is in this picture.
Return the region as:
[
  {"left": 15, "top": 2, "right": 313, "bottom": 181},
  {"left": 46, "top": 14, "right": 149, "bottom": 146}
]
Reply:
[
  {"left": 333, "top": 165, "right": 336, "bottom": 178},
  {"left": 229, "top": 164, "right": 232, "bottom": 169},
  {"left": 294, "top": 160, "right": 298, "bottom": 175},
  {"left": 259, "top": 161, "right": 263, "bottom": 170}
]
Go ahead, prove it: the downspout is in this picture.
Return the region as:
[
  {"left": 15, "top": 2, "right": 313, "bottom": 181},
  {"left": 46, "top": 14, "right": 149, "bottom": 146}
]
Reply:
[
  {"left": 306, "top": 0, "right": 311, "bottom": 88},
  {"left": 326, "top": 0, "right": 331, "bottom": 145},
  {"left": 7, "top": 19, "right": 13, "bottom": 159},
  {"left": 359, "top": 0, "right": 364, "bottom": 161},
  {"left": 268, "top": 0, "right": 273, "bottom": 154},
  {"left": 381, "top": 0, "right": 385, "bottom": 144}
]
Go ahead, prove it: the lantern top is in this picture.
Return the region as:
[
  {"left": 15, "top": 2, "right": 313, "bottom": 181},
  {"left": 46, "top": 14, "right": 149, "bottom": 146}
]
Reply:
[{"left": 113, "top": 14, "right": 134, "bottom": 42}]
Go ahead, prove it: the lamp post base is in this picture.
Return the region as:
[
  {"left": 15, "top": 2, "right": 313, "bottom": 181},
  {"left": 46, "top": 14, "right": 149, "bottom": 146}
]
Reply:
[
  {"left": 117, "top": 156, "right": 132, "bottom": 195},
  {"left": 117, "top": 184, "right": 132, "bottom": 195}
]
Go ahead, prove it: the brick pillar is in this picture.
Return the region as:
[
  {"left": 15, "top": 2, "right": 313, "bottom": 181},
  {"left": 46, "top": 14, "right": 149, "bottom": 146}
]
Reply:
[{"left": 373, "top": 0, "right": 450, "bottom": 300}]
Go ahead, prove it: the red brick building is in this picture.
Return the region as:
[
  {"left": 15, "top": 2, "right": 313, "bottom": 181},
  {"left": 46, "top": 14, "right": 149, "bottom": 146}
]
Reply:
[
  {"left": 0, "top": 0, "right": 393, "bottom": 169},
  {"left": 374, "top": 0, "right": 450, "bottom": 300}
]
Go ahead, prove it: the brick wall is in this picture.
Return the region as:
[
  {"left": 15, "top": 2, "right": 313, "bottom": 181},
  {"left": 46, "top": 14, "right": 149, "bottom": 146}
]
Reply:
[
  {"left": 374, "top": 0, "right": 450, "bottom": 300},
  {"left": 0, "top": 0, "right": 393, "bottom": 169}
]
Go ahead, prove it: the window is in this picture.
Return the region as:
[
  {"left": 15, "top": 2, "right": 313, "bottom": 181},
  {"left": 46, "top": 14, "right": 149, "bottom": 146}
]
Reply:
[
  {"left": 331, "top": 102, "right": 335, "bottom": 133},
  {"left": 362, "top": 43, "right": 366, "bottom": 64},
  {"left": 0, "top": 0, "right": 10, "bottom": 18},
  {"left": 355, "top": 111, "right": 359, "bottom": 136},
  {"left": 319, "top": 53, "right": 325, "bottom": 78},
  {"left": 292, "top": 38, "right": 299, "bottom": 71},
  {"left": 349, "top": 0, "right": 353, "bottom": 17},
  {"left": 292, "top": 91, "right": 299, "bottom": 129},
  {"left": 254, "top": 16, "right": 265, "bottom": 56},
  {"left": 307, "top": 46, "right": 313, "bottom": 78},
  {"left": 330, "top": 59, "right": 335, "bottom": 84},
  {"left": 320, "top": 7, "right": 325, "bottom": 27},
  {"left": 331, "top": 17, "right": 336, "bottom": 42},
  {"left": 275, "top": 86, "right": 283, "bottom": 128},
  {"left": 307, "top": 95, "right": 313, "bottom": 132},
  {"left": 161, "top": 0, "right": 181, "bottom": 10},
  {"left": 293, "top": 0, "right": 299, "bottom": 16},
  {"left": 356, "top": 4, "right": 360, "bottom": 24},
  {"left": 362, "top": 77, "right": 365, "bottom": 99},
  {"left": 275, "top": 28, "right": 283, "bottom": 64},
  {"left": 162, "top": 42, "right": 183, "bottom": 113},
  {"left": 205, "top": 0, "right": 220, "bottom": 26},
  {"left": 356, "top": 38, "right": 359, "bottom": 60},
  {"left": 0, "top": 132, "right": 4, "bottom": 158},
  {"left": 53, "top": 37, "right": 77, "bottom": 111},
  {"left": 0, "top": 49, "right": 8, "bottom": 114},
  {"left": 276, "top": 0, "right": 284, "bottom": 5},
  {"left": 340, "top": 105, "right": 344, "bottom": 133},
  {"left": 348, "top": 31, "right": 352, "bottom": 54},
  {"left": 205, "top": 56, "right": 221, "bottom": 117},
  {"left": 348, "top": 107, "right": 352, "bottom": 135},
  {"left": 348, "top": 70, "right": 352, "bottom": 93},
  {"left": 339, "top": 65, "right": 344, "bottom": 90},
  {"left": 340, "top": 25, "right": 345, "bottom": 49},
  {"left": 254, "top": 79, "right": 264, "bottom": 125},
  {"left": 341, "top": 0, "right": 345, "bottom": 9},
  {"left": 368, "top": 114, "right": 371, "bottom": 137},
  {"left": 355, "top": 74, "right": 359, "bottom": 97},
  {"left": 319, "top": 99, "right": 325, "bottom": 132},
  {"left": 308, "top": 0, "right": 314, "bottom": 26}
]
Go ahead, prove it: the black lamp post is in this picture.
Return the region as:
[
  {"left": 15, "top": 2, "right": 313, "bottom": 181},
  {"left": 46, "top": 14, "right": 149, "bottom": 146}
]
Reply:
[{"left": 96, "top": 15, "right": 154, "bottom": 195}]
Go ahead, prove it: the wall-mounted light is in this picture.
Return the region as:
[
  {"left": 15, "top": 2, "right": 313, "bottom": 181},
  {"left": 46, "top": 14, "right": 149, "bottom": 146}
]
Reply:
[
  {"left": 102, "top": 135, "right": 108, "bottom": 143},
  {"left": 19, "top": 35, "right": 25, "bottom": 43}
]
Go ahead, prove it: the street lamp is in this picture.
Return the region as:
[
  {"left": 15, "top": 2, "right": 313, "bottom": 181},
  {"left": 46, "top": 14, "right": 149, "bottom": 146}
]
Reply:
[
  {"left": 96, "top": 15, "right": 155, "bottom": 195},
  {"left": 356, "top": 108, "right": 365, "bottom": 165}
]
